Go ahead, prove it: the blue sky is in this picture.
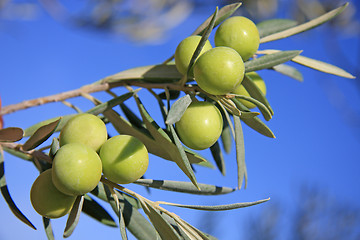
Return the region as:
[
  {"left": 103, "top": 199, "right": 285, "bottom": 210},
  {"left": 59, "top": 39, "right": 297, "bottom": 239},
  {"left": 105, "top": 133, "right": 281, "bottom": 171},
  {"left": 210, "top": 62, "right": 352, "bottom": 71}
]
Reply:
[{"left": 0, "top": 1, "right": 359, "bottom": 239}]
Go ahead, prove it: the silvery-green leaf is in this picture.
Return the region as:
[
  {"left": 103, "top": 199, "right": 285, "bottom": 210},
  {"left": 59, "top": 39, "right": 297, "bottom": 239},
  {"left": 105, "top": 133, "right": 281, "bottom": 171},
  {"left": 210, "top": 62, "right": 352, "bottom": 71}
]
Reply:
[
  {"left": 63, "top": 195, "right": 84, "bottom": 238},
  {"left": 272, "top": 64, "right": 303, "bottom": 81},
  {"left": 166, "top": 94, "right": 192, "bottom": 125},
  {"left": 42, "top": 217, "right": 55, "bottom": 240},
  {"left": 257, "top": 19, "right": 298, "bottom": 38},
  {"left": 234, "top": 116, "right": 247, "bottom": 189}
]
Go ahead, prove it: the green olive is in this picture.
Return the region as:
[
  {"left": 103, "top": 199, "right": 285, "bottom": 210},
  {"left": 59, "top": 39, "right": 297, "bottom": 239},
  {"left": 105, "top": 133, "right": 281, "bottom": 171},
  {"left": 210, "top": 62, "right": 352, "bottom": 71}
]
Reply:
[
  {"left": 30, "top": 169, "right": 76, "bottom": 219},
  {"left": 175, "top": 101, "right": 223, "bottom": 150},
  {"left": 59, "top": 113, "right": 107, "bottom": 152},
  {"left": 52, "top": 143, "right": 102, "bottom": 196},
  {"left": 215, "top": 16, "right": 260, "bottom": 61},
  {"left": 99, "top": 135, "right": 149, "bottom": 184},
  {"left": 193, "top": 46, "right": 244, "bottom": 95},
  {"left": 232, "top": 72, "right": 266, "bottom": 109},
  {"left": 175, "top": 35, "right": 212, "bottom": 76}
]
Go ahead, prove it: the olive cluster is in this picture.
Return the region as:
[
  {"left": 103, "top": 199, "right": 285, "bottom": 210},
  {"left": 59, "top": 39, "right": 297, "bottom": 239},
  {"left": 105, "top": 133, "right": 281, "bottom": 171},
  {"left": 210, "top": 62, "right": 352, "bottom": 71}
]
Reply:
[
  {"left": 174, "top": 16, "right": 266, "bottom": 150},
  {"left": 30, "top": 113, "right": 149, "bottom": 219}
]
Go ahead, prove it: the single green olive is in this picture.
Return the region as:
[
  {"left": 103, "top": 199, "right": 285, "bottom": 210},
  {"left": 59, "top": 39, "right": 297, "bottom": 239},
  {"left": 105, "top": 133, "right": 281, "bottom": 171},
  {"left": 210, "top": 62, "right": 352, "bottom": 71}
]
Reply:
[
  {"left": 232, "top": 72, "right": 267, "bottom": 109},
  {"left": 175, "top": 35, "right": 212, "bottom": 76},
  {"left": 52, "top": 143, "right": 102, "bottom": 196},
  {"left": 59, "top": 113, "right": 107, "bottom": 152},
  {"left": 175, "top": 101, "right": 223, "bottom": 150},
  {"left": 215, "top": 16, "right": 260, "bottom": 61},
  {"left": 30, "top": 169, "right": 76, "bottom": 219},
  {"left": 193, "top": 46, "right": 244, "bottom": 95},
  {"left": 99, "top": 135, "right": 149, "bottom": 184}
]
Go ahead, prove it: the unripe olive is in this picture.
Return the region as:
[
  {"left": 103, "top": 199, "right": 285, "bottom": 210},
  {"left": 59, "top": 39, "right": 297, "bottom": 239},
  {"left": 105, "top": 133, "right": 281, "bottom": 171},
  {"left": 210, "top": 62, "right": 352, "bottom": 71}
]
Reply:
[
  {"left": 215, "top": 16, "right": 260, "bottom": 61},
  {"left": 175, "top": 101, "right": 223, "bottom": 150},
  {"left": 52, "top": 143, "right": 102, "bottom": 196},
  {"left": 175, "top": 35, "right": 212, "bottom": 76},
  {"left": 59, "top": 113, "right": 107, "bottom": 152},
  {"left": 99, "top": 135, "right": 149, "bottom": 184},
  {"left": 232, "top": 72, "right": 267, "bottom": 109},
  {"left": 193, "top": 46, "right": 244, "bottom": 95},
  {"left": 30, "top": 169, "right": 76, "bottom": 219}
]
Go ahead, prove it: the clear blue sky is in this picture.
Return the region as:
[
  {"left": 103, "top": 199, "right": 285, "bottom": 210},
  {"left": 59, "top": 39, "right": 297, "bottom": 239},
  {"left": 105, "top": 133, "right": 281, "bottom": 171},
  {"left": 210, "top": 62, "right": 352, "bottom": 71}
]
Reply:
[{"left": 0, "top": 1, "right": 359, "bottom": 239}]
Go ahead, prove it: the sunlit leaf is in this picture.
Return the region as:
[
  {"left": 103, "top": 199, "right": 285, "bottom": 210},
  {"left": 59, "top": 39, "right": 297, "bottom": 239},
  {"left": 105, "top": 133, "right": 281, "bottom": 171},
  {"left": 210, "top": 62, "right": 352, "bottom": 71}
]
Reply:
[
  {"left": 234, "top": 116, "right": 247, "bottom": 189},
  {"left": 134, "top": 179, "right": 235, "bottom": 195},
  {"left": 272, "top": 63, "right": 303, "bottom": 81},
  {"left": 245, "top": 50, "right": 302, "bottom": 73},
  {"left": 0, "top": 127, "right": 23, "bottom": 142},
  {"left": 43, "top": 217, "right": 55, "bottom": 240},
  {"left": 259, "top": 49, "right": 355, "bottom": 79},
  {"left": 63, "top": 195, "right": 84, "bottom": 238},
  {"left": 232, "top": 96, "right": 271, "bottom": 121},
  {"left": 0, "top": 146, "right": 36, "bottom": 230},
  {"left": 260, "top": 3, "right": 349, "bottom": 43},
  {"left": 166, "top": 94, "right": 192, "bottom": 125},
  {"left": 159, "top": 198, "right": 270, "bottom": 211},
  {"left": 49, "top": 138, "right": 60, "bottom": 159},
  {"left": 140, "top": 201, "right": 182, "bottom": 240},
  {"left": 210, "top": 141, "right": 226, "bottom": 176},
  {"left": 22, "top": 118, "right": 61, "bottom": 151},
  {"left": 220, "top": 114, "right": 232, "bottom": 154},
  {"left": 257, "top": 19, "right": 298, "bottom": 38},
  {"left": 82, "top": 194, "right": 117, "bottom": 228}
]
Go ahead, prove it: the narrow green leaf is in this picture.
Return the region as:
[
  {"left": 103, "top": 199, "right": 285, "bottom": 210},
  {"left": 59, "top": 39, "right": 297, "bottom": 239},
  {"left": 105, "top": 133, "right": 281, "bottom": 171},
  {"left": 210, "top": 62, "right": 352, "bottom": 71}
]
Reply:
[
  {"left": 234, "top": 116, "right": 247, "bottom": 189},
  {"left": 159, "top": 198, "right": 270, "bottom": 211},
  {"left": 91, "top": 183, "right": 158, "bottom": 240},
  {"left": 169, "top": 125, "right": 199, "bottom": 189},
  {"left": 272, "top": 64, "right": 303, "bottom": 81},
  {"left": 166, "top": 94, "right": 192, "bottom": 125},
  {"left": 82, "top": 194, "right": 117, "bottom": 227},
  {"left": 49, "top": 138, "right": 60, "bottom": 159},
  {"left": 242, "top": 115, "right": 275, "bottom": 138},
  {"left": 260, "top": 3, "right": 349, "bottom": 43},
  {"left": 0, "top": 146, "right": 36, "bottom": 230},
  {"left": 232, "top": 95, "right": 272, "bottom": 121},
  {"left": 0, "top": 127, "right": 23, "bottom": 142},
  {"left": 135, "top": 96, "right": 199, "bottom": 189},
  {"left": 63, "top": 195, "right": 84, "bottom": 238},
  {"left": 220, "top": 107, "right": 233, "bottom": 154},
  {"left": 24, "top": 114, "right": 75, "bottom": 137},
  {"left": 257, "top": 19, "right": 298, "bottom": 38},
  {"left": 98, "top": 64, "right": 182, "bottom": 84},
  {"left": 242, "top": 74, "right": 274, "bottom": 118},
  {"left": 210, "top": 141, "right": 226, "bottom": 176},
  {"left": 141, "top": 201, "right": 182, "bottom": 240},
  {"left": 22, "top": 118, "right": 61, "bottom": 151},
  {"left": 134, "top": 179, "right": 235, "bottom": 195},
  {"left": 186, "top": 7, "right": 218, "bottom": 77},
  {"left": 192, "top": 2, "right": 242, "bottom": 36},
  {"left": 119, "top": 102, "right": 146, "bottom": 130},
  {"left": 259, "top": 49, "right": 355, "bottom": 79},
  {"left": 43, "top": 217, "right": 55, "bottom": 240},
  {"left": 245, "top": 50, "right": 302, "bottom": 73},
  {"left": 86, "top": 91, "right": 136, "bottom": 116}
]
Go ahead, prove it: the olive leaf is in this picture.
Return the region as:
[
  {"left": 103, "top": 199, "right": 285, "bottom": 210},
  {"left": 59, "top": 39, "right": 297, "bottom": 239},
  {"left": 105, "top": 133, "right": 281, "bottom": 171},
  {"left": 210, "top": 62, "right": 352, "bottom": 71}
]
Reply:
[
  {"left": 234, "top": 115, "right": 247, "bottom": 189},
  {"left": 232, "top": 95, "right": 272, "bottom": 121},
  {"left": 245, "top": 50, "right": 302, "bottom": 73},
  {"left": 258, "top": 49, "right": 355, "bottom": 79},
  {"left": 0, "top": 127, "right": 23, "bottom": 142},
  {"left": 0, "top": 146, "right": 36, "bottom": 230},
  {"left": 63, "top": 195, "right": 84, "bottom": 238},
  {"left": 42, "top": 217, "right": 55, "bottom": 240},
  {"left": 272, "top": 63, "right": 304, "bottom": 81},
  {"left": 260, "top": 3, "right": 349, "bottom": 43},
  {"left": 257, "top": 19, "right": 298, "bottom": 38},
  {"left": 82, "top": 194, "right": 117, "bottom": 228},
  {"left": 134, "top": 179, "right": 235, "bottom": 195},
  {"left": 165, "top": 94, "right": 192, "bottom": 125},
  {"left": 210, "top": 141, "right": 226, "bottom": 176},
  {"left": 24, "top": 115, "right": 75, "bottom": 137},
  {"left": 22, "top": 118, "right": 61, "bottom": 151},
  {"left": 220, "top": 115, "right": 232, "bottom": 154}
]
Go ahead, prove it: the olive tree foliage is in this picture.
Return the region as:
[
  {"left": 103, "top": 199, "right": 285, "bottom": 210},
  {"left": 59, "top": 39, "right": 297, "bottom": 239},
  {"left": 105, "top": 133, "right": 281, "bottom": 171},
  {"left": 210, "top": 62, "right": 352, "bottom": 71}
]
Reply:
[{"left": 0, "top": 1, "right": 356, "bottom": 240}]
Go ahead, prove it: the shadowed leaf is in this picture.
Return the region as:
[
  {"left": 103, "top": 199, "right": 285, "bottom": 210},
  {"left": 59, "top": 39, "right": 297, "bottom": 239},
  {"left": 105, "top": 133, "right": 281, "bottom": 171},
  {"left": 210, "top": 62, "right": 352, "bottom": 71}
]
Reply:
[
  {"left": 0, "top": 127, "right": 23, "bottom": 142},
  {"left": 24, "top": 115, "right": 75, "bottom": 137},
  {"left": 134, "top": 179, "right": 235, "bottom": 195},
  {"left": 0, "top": 146, "right": 36, "bottom": 230},
  {"left": 257, "top": 19, "right": 298, "bottom": 38},
  {"left": 260, "top": 3, "right": 349, "bottom": 43},
  {"left": 158, "top": 90, "right": 180, "bottom": 100},
  {"left": 210, "top": 141, "right": 226, "bottom": 176},
  {"left": 43, "top": 217, "right": 55, "bottom": 240},
  {"left": 22, "top": 118, "right": 61, "bottom": 151},
  {"left": 63, "top": 195, "right": 84, "bottom": 238},
  {"left": 82, "top": 194, "right": 117, "bottom": 227}
]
